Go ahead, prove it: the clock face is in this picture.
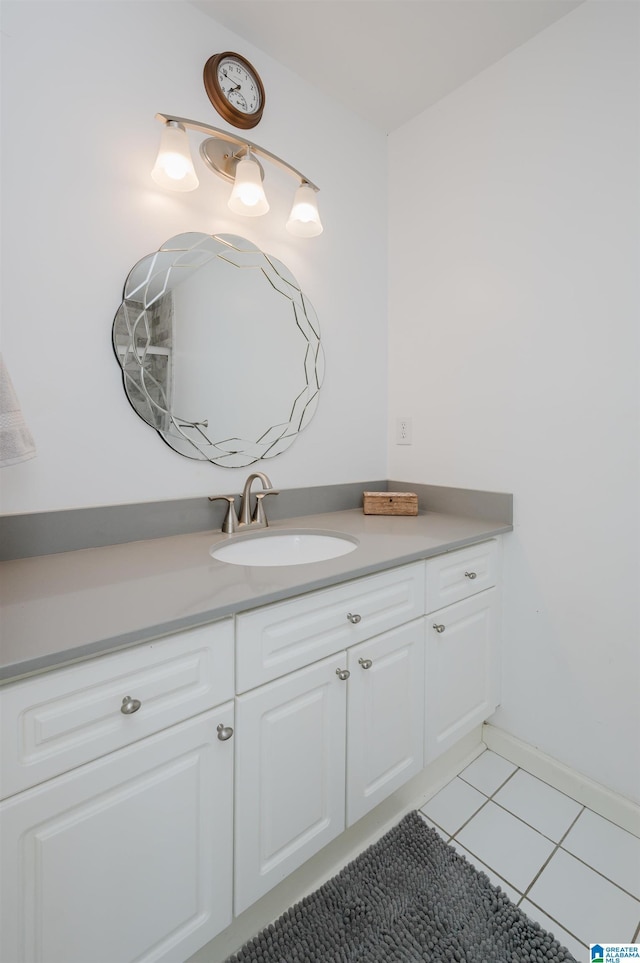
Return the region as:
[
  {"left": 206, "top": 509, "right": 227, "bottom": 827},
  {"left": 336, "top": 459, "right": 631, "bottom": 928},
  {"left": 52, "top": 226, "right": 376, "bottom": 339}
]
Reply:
[
  {"left": 204, "top": 52, "right": 266, "bottom": 130},
  {"left": 217, "top": 57, "right": 262, "bottom": 115}
]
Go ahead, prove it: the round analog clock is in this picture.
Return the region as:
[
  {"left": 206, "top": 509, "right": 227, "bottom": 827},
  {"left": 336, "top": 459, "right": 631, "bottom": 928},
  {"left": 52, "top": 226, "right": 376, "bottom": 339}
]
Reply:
[{"left": 203, "top": 52, "right": 265, "bottom": 130}]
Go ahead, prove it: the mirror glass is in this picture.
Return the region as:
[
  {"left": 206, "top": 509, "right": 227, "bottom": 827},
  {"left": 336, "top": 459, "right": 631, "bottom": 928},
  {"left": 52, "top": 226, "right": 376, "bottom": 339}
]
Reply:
[{"left": 112, "top": 233, "right": 324, "bottom": 467}]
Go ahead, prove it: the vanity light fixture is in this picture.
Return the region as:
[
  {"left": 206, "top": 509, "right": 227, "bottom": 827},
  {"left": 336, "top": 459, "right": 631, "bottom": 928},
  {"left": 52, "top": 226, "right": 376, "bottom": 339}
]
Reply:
[
  {"left": 151, "top": 121, "right": 200, "bottom": 192},
  {"left": 286, "top": 182, "right": 323, "bottom": 238},
  {"left": 227, "top": 148, "right": 270, "bottom": 216},
  {"left": 152, "top": 114, "right": 323, "bottom": 236}
]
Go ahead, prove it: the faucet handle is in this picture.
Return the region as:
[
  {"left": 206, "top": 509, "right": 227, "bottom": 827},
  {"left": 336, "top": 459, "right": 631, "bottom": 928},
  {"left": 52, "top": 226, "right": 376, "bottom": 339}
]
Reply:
[
  {"left": 253, "top": 490, "right": 279, "bottom": 526},
  {"left": 208, "top": 494, "right": 239, "bottom": 534}
]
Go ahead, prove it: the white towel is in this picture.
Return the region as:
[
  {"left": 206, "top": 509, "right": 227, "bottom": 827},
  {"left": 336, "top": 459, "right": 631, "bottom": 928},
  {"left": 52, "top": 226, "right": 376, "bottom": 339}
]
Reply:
[{"left": 0, "top": 354, "right": 36, "bottom": 467}]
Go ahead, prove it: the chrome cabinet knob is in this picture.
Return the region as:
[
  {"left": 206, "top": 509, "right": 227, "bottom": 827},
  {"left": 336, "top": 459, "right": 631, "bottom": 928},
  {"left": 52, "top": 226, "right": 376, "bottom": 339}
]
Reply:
[
  {"left": 358, "top": 658, "right": 373, "bottom": 670},
  {"left": 336, "top": 668, "right": 350, "bottom": 681},
  {"left": 121, "top": 696, "right": 141, "bottom": 715},
  {"left": 433, "top": 623, "right": 446, "bottom": 634},
  {"left": 347, "top": 612, "right": 361, "bottom": 624},
  {"left": 464, "top": 571, "right": 477, "bottom": 580},
  {"left": 217, "top": 723, "right": 234, "bottom": 741}
]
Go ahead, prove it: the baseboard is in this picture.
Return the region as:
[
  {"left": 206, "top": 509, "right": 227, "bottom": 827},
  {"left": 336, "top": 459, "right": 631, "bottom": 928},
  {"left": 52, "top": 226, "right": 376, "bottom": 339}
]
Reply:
[
  {"left": 483, "top": 723, "right": 640, "bottom": 839},
  {"left": 186, "top": 727, "right": 485, "bottom": 963}
]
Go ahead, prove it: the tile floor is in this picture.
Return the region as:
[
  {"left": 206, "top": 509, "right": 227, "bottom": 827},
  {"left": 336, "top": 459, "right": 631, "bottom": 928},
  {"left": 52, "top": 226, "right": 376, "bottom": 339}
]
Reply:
[{"left": 419, "top": 749, "right": 640, "bottom": 963}]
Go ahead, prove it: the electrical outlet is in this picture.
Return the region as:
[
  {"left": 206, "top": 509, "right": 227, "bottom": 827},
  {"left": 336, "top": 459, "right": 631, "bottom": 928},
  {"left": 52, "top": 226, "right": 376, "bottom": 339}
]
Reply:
[{"left": 396, "top": 417, "right": 412, "bottom": 445}]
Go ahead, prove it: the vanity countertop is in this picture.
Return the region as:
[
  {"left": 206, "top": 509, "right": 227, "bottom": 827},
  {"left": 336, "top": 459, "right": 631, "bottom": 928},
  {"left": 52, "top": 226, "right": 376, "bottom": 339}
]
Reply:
[{"left": 0, "top": 508, "right": 512, "bottom": 683}]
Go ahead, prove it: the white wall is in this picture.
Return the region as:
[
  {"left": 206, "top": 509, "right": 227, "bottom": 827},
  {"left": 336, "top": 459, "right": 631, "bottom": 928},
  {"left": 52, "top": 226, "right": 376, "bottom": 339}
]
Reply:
[
  {"left": 389, "top": 1, "right": 640, "bottom": 803},
  {"left": 0, "top": 1, "right": 388, "bottom": 513}
]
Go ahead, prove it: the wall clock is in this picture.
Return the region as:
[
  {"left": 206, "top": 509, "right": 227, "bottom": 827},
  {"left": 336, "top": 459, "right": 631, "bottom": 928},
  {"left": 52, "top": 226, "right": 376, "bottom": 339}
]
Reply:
[{"left": 203, "top": 52, "right": 265, "bottom": 130}]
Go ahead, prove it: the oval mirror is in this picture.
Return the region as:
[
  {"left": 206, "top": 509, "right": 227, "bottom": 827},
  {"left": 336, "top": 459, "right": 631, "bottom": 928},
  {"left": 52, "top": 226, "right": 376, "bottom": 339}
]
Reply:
[{"left": 112, "top": 233, "right": 324, "bottom": 468}]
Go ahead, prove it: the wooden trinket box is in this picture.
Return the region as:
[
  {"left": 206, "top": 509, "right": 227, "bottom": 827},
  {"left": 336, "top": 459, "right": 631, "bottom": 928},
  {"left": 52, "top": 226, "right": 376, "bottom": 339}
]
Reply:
[{"left": 363, "top": 491, "right": 419, "bottom": 516}]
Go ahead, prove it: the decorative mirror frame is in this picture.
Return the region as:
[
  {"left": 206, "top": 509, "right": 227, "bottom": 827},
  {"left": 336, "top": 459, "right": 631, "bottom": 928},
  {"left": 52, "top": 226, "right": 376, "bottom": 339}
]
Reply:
[{"left": 112, "top": 233, "right": 324, "bottom": 468}]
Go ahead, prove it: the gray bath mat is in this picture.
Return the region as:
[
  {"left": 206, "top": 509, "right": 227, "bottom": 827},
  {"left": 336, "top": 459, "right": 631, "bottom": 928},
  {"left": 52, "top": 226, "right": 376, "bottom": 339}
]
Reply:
[{"left": 226, "top": 811, "right": 577, "bottom": 962}]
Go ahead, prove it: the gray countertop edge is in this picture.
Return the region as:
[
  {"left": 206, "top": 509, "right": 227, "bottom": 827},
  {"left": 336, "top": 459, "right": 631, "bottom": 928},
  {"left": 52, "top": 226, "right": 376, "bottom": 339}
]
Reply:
[{"left": 0, "top": 509, "right": 512, "bottom": 684}]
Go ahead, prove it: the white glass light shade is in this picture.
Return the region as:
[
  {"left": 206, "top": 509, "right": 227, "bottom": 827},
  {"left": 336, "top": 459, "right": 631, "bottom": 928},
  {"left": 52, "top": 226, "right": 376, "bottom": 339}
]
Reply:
[
  {"left": 228, "top": 153, "right": 270, "bottom": 216},
  {"left": 151, "top": 123, "right": 199, "bottom": 192},
  {"left": 286, "top": 183, "right": 323, "bottom": 237}
]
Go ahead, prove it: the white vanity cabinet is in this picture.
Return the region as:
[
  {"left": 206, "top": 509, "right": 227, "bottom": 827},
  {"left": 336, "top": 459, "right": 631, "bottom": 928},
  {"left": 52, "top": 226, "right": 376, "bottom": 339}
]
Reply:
[
  {"left": 233, "top": 563, "right": 426, "bottom": 914},
  {"left": 424, "top": 540, "right": 501, "bottom": 763},
  {"left": 0, "top": 621, "right": 235, "bottom": 963},
  {"left": 0, "top": 535, "right": 506, "bottom": 959}
]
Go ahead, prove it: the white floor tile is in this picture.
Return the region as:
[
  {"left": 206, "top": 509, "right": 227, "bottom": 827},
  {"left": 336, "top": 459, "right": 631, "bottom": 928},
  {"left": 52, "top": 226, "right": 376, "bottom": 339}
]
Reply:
[
  {"left": 420, "top": 777, "right": 486, "bottom": 835},
  {"left": 455, "top": 800, "right": 556, "bottom": 893},
  {"left": 520, "top": 899, "right": 588, "bottom": 962},
  {"left": 416, "top": 811, "right": 450, "bottom": 841},
  {"left": 527, "top": 848, "right": 640, "bottom": 945},
  {"left": 448, "top": 839, "right": 522, "bottom": 904},
  {"left": 493, "top": 769, "right": 583, "bottom": 842},
  {"left": 419, "top": 749, "right": 640, "bottom": 958},
  {"left": 459, "top": 749, "right": 517, "bottom": 795},
  {"left": 562, "top": 808, "right": 640, "bottom": 899}
]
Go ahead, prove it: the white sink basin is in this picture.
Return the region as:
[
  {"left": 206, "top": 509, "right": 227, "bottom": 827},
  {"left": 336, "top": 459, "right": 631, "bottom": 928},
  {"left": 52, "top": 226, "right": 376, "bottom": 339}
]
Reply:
[{"left": 210, "top": 529, "right": 358, "bottom": 567}]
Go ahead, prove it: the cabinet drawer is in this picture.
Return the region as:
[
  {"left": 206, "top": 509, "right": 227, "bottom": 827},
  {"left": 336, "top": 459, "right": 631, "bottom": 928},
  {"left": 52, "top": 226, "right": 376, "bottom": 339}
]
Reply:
[
  {"left": 0, "top": 619, "right": 233, "bottom": 799},
  {"left": 235, "top": 562, "right": 426, "bottom": 692},
  {"left": 426, "top": 539, "right": 498, "bottom": 611}
]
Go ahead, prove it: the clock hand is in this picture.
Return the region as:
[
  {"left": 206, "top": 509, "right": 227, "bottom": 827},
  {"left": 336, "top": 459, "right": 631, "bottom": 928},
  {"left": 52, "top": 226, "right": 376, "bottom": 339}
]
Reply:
[{"left": 221, "top": 70, "right": 242, "bottom": 92}]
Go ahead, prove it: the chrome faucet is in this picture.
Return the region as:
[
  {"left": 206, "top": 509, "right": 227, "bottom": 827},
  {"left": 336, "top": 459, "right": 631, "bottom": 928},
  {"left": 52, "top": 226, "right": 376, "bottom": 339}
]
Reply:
[
  {"left": 209, "top": 472, "right": 278, "bottom": 534},
  {"left": 239, "top": 472, "right": 278, "bottom": 527}
]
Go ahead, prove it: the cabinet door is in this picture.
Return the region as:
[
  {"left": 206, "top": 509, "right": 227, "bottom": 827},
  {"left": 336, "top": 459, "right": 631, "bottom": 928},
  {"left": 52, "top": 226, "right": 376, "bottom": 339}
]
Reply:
[
  {"left": 346, "top": 620, "right": 425, "bottom": 826},
  {"left": 0, "top": 706, "right": 234, "bottom": 963},
  {"left": 234, "top": 654, "right": 347, "bottom": 915},
  {"left": 425, "top": 589, "right": 499, "bottom": 763}
]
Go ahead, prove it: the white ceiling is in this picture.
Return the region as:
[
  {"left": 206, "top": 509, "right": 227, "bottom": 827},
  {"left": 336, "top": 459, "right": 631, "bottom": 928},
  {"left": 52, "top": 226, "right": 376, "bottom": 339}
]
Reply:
[{"left": 192, "top": 0, "right": 584, "bottom": 132}]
